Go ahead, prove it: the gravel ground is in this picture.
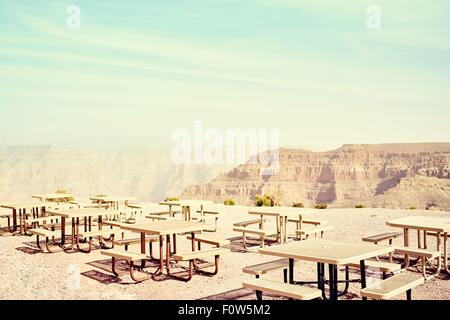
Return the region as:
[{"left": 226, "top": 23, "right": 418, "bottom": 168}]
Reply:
[{"left": 0, "top": 207, "right": 448, "bottom": 300}]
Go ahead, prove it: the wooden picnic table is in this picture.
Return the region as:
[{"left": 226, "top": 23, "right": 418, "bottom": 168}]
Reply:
[
  {"left": 1, "top": 203, "right": 46, "bottom": 233},
  {"left": 47, "top": 208, "right": 118, "bottom": 250},
  {"left": 259, "top": 238, "right": 394, "bottom": 301},
  {"left": 120, "top": 220, "right": 211, "bottom": 279},
  {"left": 159, "top": 200, "right": 214, "bottom": 221},
  {"left": 89, "top": 196, "right": 136, "bottom": 210},
  {"left": 386, "top": 216, "right": 450, "bottom": 274},
  {"left": 248, "top": 207, "right": 320, "bottom": 243}
]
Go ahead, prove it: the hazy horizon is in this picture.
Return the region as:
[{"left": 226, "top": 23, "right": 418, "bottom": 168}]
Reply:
[{"left": 1, "top": 1, "right": 450, "bottom": 150}]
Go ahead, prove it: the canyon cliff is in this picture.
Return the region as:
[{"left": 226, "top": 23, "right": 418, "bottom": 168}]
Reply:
[{"left": 181, "top": 143, "right": 450, "bottom": 210}]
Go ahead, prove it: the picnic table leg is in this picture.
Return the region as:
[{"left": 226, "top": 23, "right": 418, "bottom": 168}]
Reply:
[
  {"left": 360, "top": 260, "right": 367, "bottom": 301},
  {"left": 138, "top": 232, "right": 146, "bottom": 268},
  {"left": 71, "top": 218, "right": 75, "bottom": 246},
  {"left": 156, "top": 235, "right": 164, "bottom": 275},
  {"left": 317, "top": 262, "right": 324, "bottom": 290},
  {"left": 172, "top": 234, "right": 177, "bottom": 254},
  {"left": 403, "top": 228, "right": 410, "bottom": 268},
  {"left": 165, "top": 234, "right": 171, "bottom": 271},
  {"left": 61, "top": 217, "right": 66, "bottom": 245},
  {"left": 18, "top": 209, "right": 23, "bottom": 234},
  {"left": 444, "top": 233, "right": 449, "bottom": 275},
  {"left": 284, "top": 216, "right": 288, "bottom": 243},
  {"left": 276, "top": 216, "right": 280, "bottom": 242},
  {"left": 12, "top": 208, "right": 17, "bottom": 232},
  {"left": 61, "top": 218, "right": 76, "bottom": 250},
  {"left": 288, "top": 258, "right": 294, "bottom": 284},
  {"left": 423, "top": 231, "right": 427, "bottom": 249},
  {"left": 328, "top": 264, "right": 338, "bottom": 301},
  {"left": 417, "top": 230, "right": 422, "bottom": 249}
]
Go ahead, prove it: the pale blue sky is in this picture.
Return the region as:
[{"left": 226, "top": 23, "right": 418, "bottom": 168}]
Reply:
[{"left": 1, "top": 0, "right": 449, "bottom": 150}]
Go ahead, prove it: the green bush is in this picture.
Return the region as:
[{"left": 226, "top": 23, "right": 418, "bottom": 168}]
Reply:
[
  {"left": 255, "top": 194, "right": 274, "bottom": 207},
  {"left": 314, "top": 203, "right": 327, "bottom": 209},
  {"left": 224, "top": 198, "right": 235, "bottom": 206},
  {"left": 355, "top": 204, "right": 365, "bottom": 209},
  {"left": 165, "top": 197, "right": 179, "bottom": 201},
  {"left": 292, "top": 202, "right": 304, "bottom": 208},
  {"left": 408, "top": 206, "right": 417, "bottom": 210}
]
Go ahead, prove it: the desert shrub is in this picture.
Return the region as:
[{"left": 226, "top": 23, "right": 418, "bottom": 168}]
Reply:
[
  {"left": 314, "top": 203, "right": 327, "bottom": 209},
  {"left": 425, "top": 202, "right": 436, "bottom": 210},
  {"left": 408, "top": 206, "right": 417, "bottom": 210},
  {"left": 255, "top": 195, "right": 264, "bottom": 206},
  {"left": 165, "top": 197, "right": 179, "bottom": 201},
  {"left": 255, "top": 194, "right": 274, "bottom": 207},
  {"left": 355, "top": 204, "right": 365, "bottom": 209},
  {"left": 224, "top": 198, "right": 235, "bottom": 206},
  {"left": 265, "top": 186, "right": 283, "bottom": 206},
  {"left": 292, "top": 202, "right": 304, "bottom": 208}
]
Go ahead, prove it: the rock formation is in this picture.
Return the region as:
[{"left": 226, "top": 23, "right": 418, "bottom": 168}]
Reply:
[{"left": 181, "top": 143, "right": 450, "bottom": 210}]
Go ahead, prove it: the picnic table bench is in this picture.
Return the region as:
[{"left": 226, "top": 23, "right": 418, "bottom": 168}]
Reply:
[
  {"left": 296, "top": 225, "right": 334, "bottom": 240},
  {"left": 186, "top": 234, "right": 229, "bottom": 249},
  {"left": 29, "top": 228, "right": 62, "bottom": 253},
  {"left": 243, "top": 278, "right": 322, "bottom": 300},
  {"left": 172, "top": 247, "right": 229, "bottom": 281},
  {"left": 393, "top": 246, "right": 441, "bottom": 279},
  {"left": 101, "top": 249, "right": 149, "bottom": 283},
  {"left": 360, "top": 273, "right": 424, "bottom": 300},
  {"left": 243, "top": 259, "right": 293, "bottom": 285}
]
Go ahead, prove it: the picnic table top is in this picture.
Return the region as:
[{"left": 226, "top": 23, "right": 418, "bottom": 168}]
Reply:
[
  {"left": 248, "top": 206, "right": 314, "bottom": 217},
  {"left": 259, "top": 238, "right": 394, "bottom": 265},
  {"left": 47, "top": 208, "right": 118, "bottom": 218},
  {"left": 32, "top": 193, "right": 73, "bottom": 201},
  {"left": 90, "top": 196, "right": 136, "bottom": 202},
  {"left": 119, "top": 220, "right": 212, "bottom": 235},
  {"left": 1, "top": 203, "right": 46, "bottom": 210},
  {"left": 386, "top": 216, "right": 450, "bottom": 233},
  {"left": 159, "top": 200, "right": 214, "bottom": 207}
]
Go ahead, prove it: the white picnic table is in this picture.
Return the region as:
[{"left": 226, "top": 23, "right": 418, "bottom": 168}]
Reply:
[
  {"left": 119, "top": 220, "right": 212, "bottom": 279},
  {"left": 1, "top": 202, "right": 47, "bottom": 233},
  {"left": 159, "top": 200, "right": 214, "bottom": 221},
  {"left": 386, "top": 216, "right": 450, "bottom": 274},
  {"left": 89, "top": 195, "right": 136, "bottom": 210},
  {"left": 32, "top": 193, "right": 73, "bottom": 202},
  {"left": 259, "top": 238, "right": 394, "bottom": 301},
  {"left": 248, "top": 206, "right": 322, "bottom": 243},
  {"left": 47, "top": 208, "right": 117, "bottom": 250}
]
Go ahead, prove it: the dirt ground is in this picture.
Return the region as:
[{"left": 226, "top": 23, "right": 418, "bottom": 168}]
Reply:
[{"left": 0, "top": 206, "right": 449, "bottom": 300}]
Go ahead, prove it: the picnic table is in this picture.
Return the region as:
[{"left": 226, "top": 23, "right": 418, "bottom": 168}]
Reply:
[
  {"left": 386, "top": 216, "right": 450, "bottom": 274},
  {"left": 159, "top": 200, "right": 214, "bottom": 221},
  {"left": 248, "top": 207, "right": 320, "bottom": 243},
  {"left": 1, "top": 203, "right": 46, "bottom": 233},
  {"left": 89, "top": 196, "right": 136, "bottom": 210},
  {"left": 47, "top": 208, "right": 117, "bottom": 250},
  {"left": 120, "top": 220, "right": 211, "bottom": 279},
  {"left": 259, "top": 238, "right": 394, "bottom": 300},
  {"left": 32, "top": 193, "right": 73, "bottom": 202}
]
